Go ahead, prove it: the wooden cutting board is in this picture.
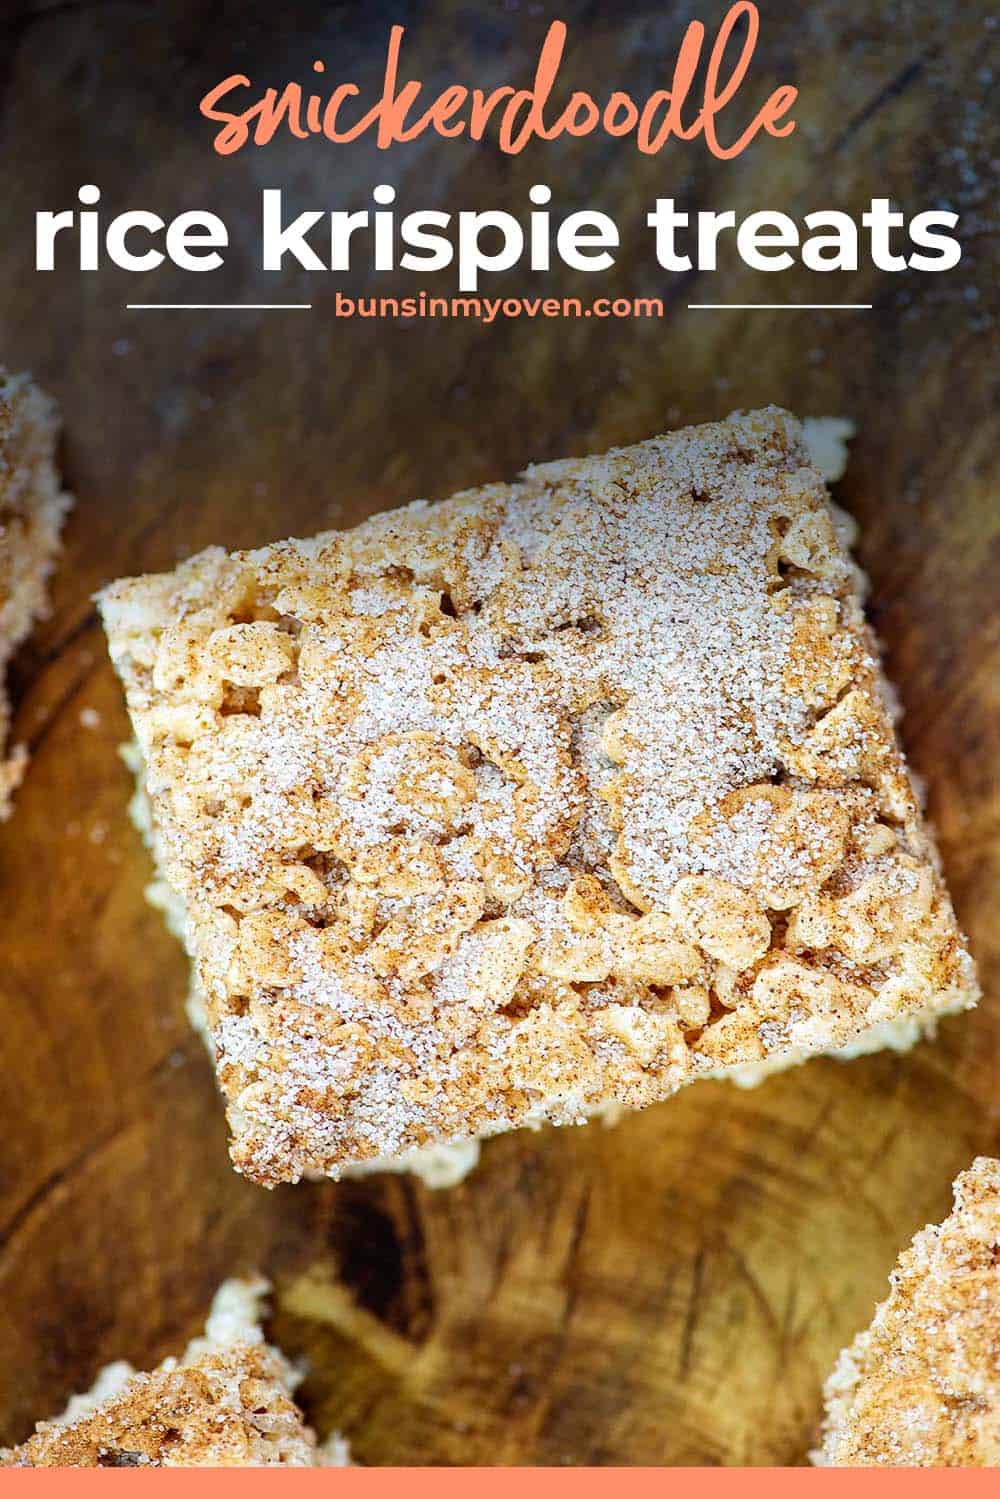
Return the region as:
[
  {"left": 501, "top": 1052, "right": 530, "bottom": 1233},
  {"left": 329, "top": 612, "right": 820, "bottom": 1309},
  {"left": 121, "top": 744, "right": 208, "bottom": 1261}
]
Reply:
[{"left": 1, "top": 0, "right": 997, "bottom": 1465}]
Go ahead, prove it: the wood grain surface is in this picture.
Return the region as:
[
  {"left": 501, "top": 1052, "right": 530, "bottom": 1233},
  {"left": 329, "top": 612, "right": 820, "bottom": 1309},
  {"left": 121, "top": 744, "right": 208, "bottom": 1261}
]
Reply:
[{"left": 1, "top": 0, "right": 997, "bottom": 1465}]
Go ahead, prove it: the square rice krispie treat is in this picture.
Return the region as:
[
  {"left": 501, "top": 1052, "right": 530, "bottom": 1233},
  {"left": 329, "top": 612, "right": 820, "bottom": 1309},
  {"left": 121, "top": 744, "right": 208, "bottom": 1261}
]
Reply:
[
  {"left": 816, "top": 1158, "right": 1000, "bottom": 1466},
  {"left": 2, "top": 1278, "right": 349, "bottom": 1467},
  {"left": 0, "top": 369, "right": 72, "bottom": 817},
  {"left": 100, "top": 408, "right": 978, "bottom": 1187}
]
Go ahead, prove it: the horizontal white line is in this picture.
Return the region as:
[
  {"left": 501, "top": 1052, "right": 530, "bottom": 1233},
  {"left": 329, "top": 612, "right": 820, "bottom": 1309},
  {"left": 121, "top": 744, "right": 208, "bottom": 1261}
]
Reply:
[
  {"left": 126, "top": 303, "right": 313, "bottom": 310},
  {"left": 688, "top": 303, "right": 873, "bottom": 310}
]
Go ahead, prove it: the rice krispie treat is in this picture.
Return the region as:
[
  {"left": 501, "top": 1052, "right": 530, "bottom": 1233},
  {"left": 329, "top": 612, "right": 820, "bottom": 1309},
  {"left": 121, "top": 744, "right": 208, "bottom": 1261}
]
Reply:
[
  {"left": 100, "top": 407, "right": 978, "bottom": 1187},
  {"left": 816, "top": 1158, "right": 1000, "bottom": 1466},
  {"left": 1, "top": 1278, "right": 349, "bottom": 1468},
  {"left": 0, "top": 369, "right": 72, "bottom": 817}
]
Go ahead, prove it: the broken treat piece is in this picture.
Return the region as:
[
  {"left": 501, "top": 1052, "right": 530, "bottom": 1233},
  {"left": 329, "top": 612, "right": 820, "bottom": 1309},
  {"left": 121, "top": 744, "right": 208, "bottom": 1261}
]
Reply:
[
  {"left": 816, "top": 1158, "right": 1000, "bottom": 1466},
  {"left": 1, "top": 1277, "right": 349, "bottom": 1468},
  {"left": 0, "top": 369, "right": 72, "bottom": 818},
  {"left": 100, "top": 407, "right": 978, "bottom": 1188}
]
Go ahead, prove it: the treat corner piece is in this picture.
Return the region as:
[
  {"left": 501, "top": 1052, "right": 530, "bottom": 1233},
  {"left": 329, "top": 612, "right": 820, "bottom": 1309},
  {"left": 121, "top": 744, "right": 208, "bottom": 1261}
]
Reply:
[
  {"left": 0, "top": 1276, "right": 350, "bottom": 1467},
  {"left": 100, "top": 405, "right": 978, "bottom": 1187},
  {"left": 0, "top": 367, "right": 73, "bottom": 820},
  {"left": 816, "top": 1157, "right": 1000, "bottom": 1467}
]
